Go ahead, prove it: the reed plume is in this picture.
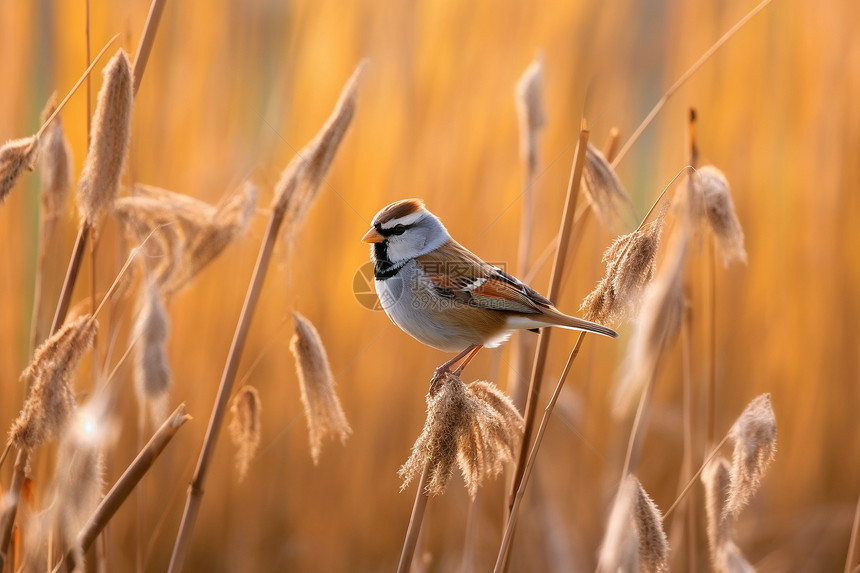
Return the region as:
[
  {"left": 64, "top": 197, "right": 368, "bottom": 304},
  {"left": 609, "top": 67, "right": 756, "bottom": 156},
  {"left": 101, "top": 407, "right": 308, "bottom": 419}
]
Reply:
[
  {"left": 9, "top": 316, "right": 97, "bottom": 451},
  {"left": 0, "top": 136, "right": 39, "bottom": 202},
  {"left": 613, "top": 230, "right": 688, "bottom": 415},
  {"left": 702, "top": 456, "right": 755, "bottom": 572},
  {"left": 38, "top": 95, "right": 74, "bottom": 224},
  {"left": 582, "top": 142, "right": 634, "bottom": 229},
  {"left": 515, "top": 54, "right": 546, "bottom": 178},
  {"left": 132, "top": 281, "right": 172, "bottom": 427},
  {"left": 289, "top": 313, "right": 352, "bottom": 464},
  {"left": 114, "top": 182, "right": 258, "bottom": 293},
  {"left": 229, "top": 386, "right": 262, "bottom": 483},
  {"left": 598, "top": 475, "right": 669, "bottom": 573},
  {"left": 77, "top": 49, "right": 133, "bottom": 227},
  {"left": 273, "top": 61, "right": 366, "bottom": 239},
  {"left": 696, "top": 165, "right": 747, "bottom": 265},
  {"left": 399, "top": 372, "right": 523, "bottom": 497},
  {"left": 726, "top": 393, "right": 777, "bottom": 517},
  {"left": 581, "top": 201, "right": 669, "bottom": 326},
  {"left": 52, "top": 406, "right": 107, "bottom": 569}
]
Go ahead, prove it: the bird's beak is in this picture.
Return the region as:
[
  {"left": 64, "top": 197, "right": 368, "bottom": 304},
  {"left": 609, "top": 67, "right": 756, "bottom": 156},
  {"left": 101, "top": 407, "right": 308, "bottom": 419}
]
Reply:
[{"left": 361, "top": 227, "right": 384, "bottom": 243}]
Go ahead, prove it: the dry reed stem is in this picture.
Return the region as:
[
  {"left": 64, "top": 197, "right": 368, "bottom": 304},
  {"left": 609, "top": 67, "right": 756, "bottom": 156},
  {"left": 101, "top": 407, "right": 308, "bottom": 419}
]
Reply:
[
  {"left": 273, "top": 60, "right": 366, "bottom": 237},
  {"left": 55, "top": 404, "right": 190, "bottom": 573},
  {"left": 696, "top": 165, "right": 748, "bottom": 266},
  {"left": 290, "top": 313, "right": 352, "bottom": 465},
  {"left": 726, "top": 393, "right": 777, "bottom": 518},
  {"left": 168, "top": 62, "right": 364, "bottom": 573},
  {"left": 229, "top": 386, "right": 262, "bottom": 483},
  {"left": 610, "top": 0, "right": 774, "bottom": 168},
  {"left": 613, "top": 231, "right": 688, "bottom": 417},
  {"left": 582, "top": 142, "right": 634, "bottom": 230},
  {"left": 701, "top": 456, "right": 756, "bottom": 572},
  {"left": 132, "top": 281, "right": 172, "bottom": 428},
  {"left": 399, "top": 372, "right": 522, "bottom": 497},
  {"left": 510, "top": 55, "right": 546, "bottom": 413},
  {"left": 597, "top": 475, "right": 669, "bottom": 573},
  {"left": 77, "top": 49, "right": 133, "bottom": 228},
  {"left": 495, "top": 333, "right": 585, "bottom": 572},
  {"left": 845, "top": 489, "right": 860, "bottom": 573},
  {"left": 397, "top": 464, "right": 430, "bottom": 573},
  {"left": 52, "top": 412, "right": 106, "bottom": 569},
  {"left": 508, "top": 124, "right": 589, "bottom": 512},
  {"left": 132, "top": 0, "right": 169, "bottom": 95}
]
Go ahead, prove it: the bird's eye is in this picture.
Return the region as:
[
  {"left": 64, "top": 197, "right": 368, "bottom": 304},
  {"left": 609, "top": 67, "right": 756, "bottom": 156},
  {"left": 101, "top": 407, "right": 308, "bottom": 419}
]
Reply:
[{"left": 391, "top": 224, "right": 406, "bottom": 235}]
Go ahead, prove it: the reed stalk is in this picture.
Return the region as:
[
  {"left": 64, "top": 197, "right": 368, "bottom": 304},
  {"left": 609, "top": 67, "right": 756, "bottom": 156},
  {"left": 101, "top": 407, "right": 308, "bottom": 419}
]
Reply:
[
  {"left": 507, "top": 123, "right": 589, "bottom": 512},
  {"left": 53, "top": 404, "right": 190, "bottom": 573},
  {"left": 397, "top": 465, "right": 431, "bottom": 573}
]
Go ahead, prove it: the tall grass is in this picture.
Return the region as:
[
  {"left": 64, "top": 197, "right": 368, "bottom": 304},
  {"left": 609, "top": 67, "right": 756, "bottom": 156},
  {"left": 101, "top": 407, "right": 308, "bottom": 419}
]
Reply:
[{"left": 0, "top": 0, "right": 857, "bottom": 571}]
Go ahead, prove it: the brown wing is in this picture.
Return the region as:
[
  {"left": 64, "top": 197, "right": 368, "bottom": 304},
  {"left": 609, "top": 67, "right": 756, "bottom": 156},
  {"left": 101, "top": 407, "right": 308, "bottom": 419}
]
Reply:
[{"left": 416, "top": 240, "right": 552, "bottom": 314}]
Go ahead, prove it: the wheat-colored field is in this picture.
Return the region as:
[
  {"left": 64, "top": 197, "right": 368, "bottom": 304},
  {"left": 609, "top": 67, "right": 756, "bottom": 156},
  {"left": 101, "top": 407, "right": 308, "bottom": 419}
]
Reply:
[{"left": 0, "top": 0, "right": 858, "bottom": 571}]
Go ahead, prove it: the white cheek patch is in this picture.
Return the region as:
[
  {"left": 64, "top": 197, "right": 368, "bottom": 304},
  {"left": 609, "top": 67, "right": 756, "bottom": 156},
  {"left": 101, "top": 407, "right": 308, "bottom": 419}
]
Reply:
[{"left": 379, "top": 211, "right": 424, "bottom": 229}]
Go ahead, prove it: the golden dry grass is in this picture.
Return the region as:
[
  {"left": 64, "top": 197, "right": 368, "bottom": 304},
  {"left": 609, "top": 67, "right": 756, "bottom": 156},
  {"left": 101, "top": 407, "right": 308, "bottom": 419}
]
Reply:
[{"left": 0, "top": 1, "right": 858, "bottom": 571}]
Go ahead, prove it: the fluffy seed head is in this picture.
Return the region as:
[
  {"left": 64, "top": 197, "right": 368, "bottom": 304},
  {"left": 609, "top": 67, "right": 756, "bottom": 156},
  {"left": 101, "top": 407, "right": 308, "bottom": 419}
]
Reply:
[
  {"left": 598, "top": 476, "right": 669, "bottom": 573},
  {"left": 632, "top": 477, "right": 669, "bottom": 573},
  {"left": 273, "top": 60, "right": 365, "bottom": 238},
  {"left": 0, "top": 135, "right": 39, "bottom": 202},
  {"left": 10, "top": 315, "right": 97, "bottom": 451},
  {"left": 515, "top": 55, "right": 546, "bottom": 176},
  {"left": 77, "top": 49, "right": 133, "bottom": 227},
  {"left": 398, "top": 372, "right": 523, "bottom": 498},
  {"left": 52, "top": 406, "right": 106, "bottom": 569},
  {"left": 727, "top": 393, "right": 777, "bottom": 517},
  {"left": 613, "top": 234, "right": 687, "bottom": 416},
  {"left": 39, "top": 96, "right": 74, "bottom": 223},
  {"left": 229, "top": 386, "right": 262, "bottom": 483},
  {"left": 132, "top": 281, "right": 172, "bottom": 427},
  {"left": 702, "top": 456, "right": 732, "bottom": 556},
  {"left": 697, "top": 166, "right": 747, "bottom": 266},
  {"left": 114, "top": 182, "right": 258, "bottom": 293},
  {"left": 581, "top": 201, "right": 669, "bottom": 326},
  {"left": 289, "top": 312, "right": 352, "bottom": 464},
  {"left": 582, "top": 142, "right": 634, "bottom": 229}
]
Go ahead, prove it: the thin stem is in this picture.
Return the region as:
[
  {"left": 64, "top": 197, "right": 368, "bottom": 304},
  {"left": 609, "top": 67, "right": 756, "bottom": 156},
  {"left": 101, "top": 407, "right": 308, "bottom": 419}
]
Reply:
[
  {"left": 132, "top": 0, "right": 168, "bottom": 95},
  {"left": 35, "top": 34, "right": 119, "bottom": 140},
  {"left": 508, "top": 124, "right": 590, "bottom": 512},
  {"left": 50, "top": 223, "right": 90, "bottom": 334},
  {"left": 54, "top": 405, "right": 190, "bottom": 573},
  {"left": 610, "top": 0, "right": 773, "bottom": 168},
  {"left": 398, "top": 465, "right": 431, "bottom": 573},
  {"left": 496, "top": 333, "right": 586, "bottom": 572},
  {"left": 663, "top": 432, "right": 730, "bottom": 520},
  {"left": 846, "top": 488, "right": 860, "bottom": 573},
  {"left": 706, "top": 237, "right": 717, "bottom": 445},
  {"left": 168, "top": 206, "right": 287, "bottom": 573},
  {"left": 0, "top": 450, "right": 27, "bottom": 568}
]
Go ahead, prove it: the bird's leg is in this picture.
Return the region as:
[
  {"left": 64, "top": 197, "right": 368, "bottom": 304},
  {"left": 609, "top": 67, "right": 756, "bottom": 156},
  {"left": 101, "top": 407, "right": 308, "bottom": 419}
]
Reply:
[
  {"left": 430, "top": 345, "right": 477, "bottom": 393},
  {"left": 453, "top": 345, "right": 483, "bottom": 376}
]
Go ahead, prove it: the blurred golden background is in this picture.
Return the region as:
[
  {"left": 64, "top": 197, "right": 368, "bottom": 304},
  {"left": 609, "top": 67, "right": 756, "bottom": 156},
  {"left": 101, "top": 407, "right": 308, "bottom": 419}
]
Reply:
[{"left": 1, "top": 0, "right": 858, "bottom": 571}]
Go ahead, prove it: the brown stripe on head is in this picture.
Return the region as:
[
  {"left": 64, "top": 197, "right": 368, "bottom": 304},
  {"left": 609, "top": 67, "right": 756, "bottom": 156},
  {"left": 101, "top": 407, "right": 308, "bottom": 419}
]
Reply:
[{"left": 372, "top": 198, "right": 426, "bottom": 227}]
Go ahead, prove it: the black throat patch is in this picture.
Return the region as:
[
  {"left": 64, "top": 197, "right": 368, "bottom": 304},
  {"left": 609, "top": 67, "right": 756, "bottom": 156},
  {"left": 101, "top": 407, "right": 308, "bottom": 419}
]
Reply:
[{"left": 373, "top": 242, "right": 403, "bottom": 280}]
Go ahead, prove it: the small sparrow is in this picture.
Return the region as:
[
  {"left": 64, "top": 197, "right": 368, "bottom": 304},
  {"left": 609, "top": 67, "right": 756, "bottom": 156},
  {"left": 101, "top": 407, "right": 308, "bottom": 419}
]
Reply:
[{"left": 362, "top": 199, "right": 617, "bottom": 374}]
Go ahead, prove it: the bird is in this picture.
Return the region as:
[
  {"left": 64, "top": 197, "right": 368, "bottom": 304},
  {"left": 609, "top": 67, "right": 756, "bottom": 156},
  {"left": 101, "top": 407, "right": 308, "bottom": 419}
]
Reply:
[{"left": 362, "top": 198, "right": 618, "bottom": 380}]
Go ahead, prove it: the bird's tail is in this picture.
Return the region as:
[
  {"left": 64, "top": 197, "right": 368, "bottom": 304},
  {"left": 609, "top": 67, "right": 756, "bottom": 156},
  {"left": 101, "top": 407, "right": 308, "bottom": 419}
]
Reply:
[{"left": 543, "top": 310, "right": 618, "bottom": 338}]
